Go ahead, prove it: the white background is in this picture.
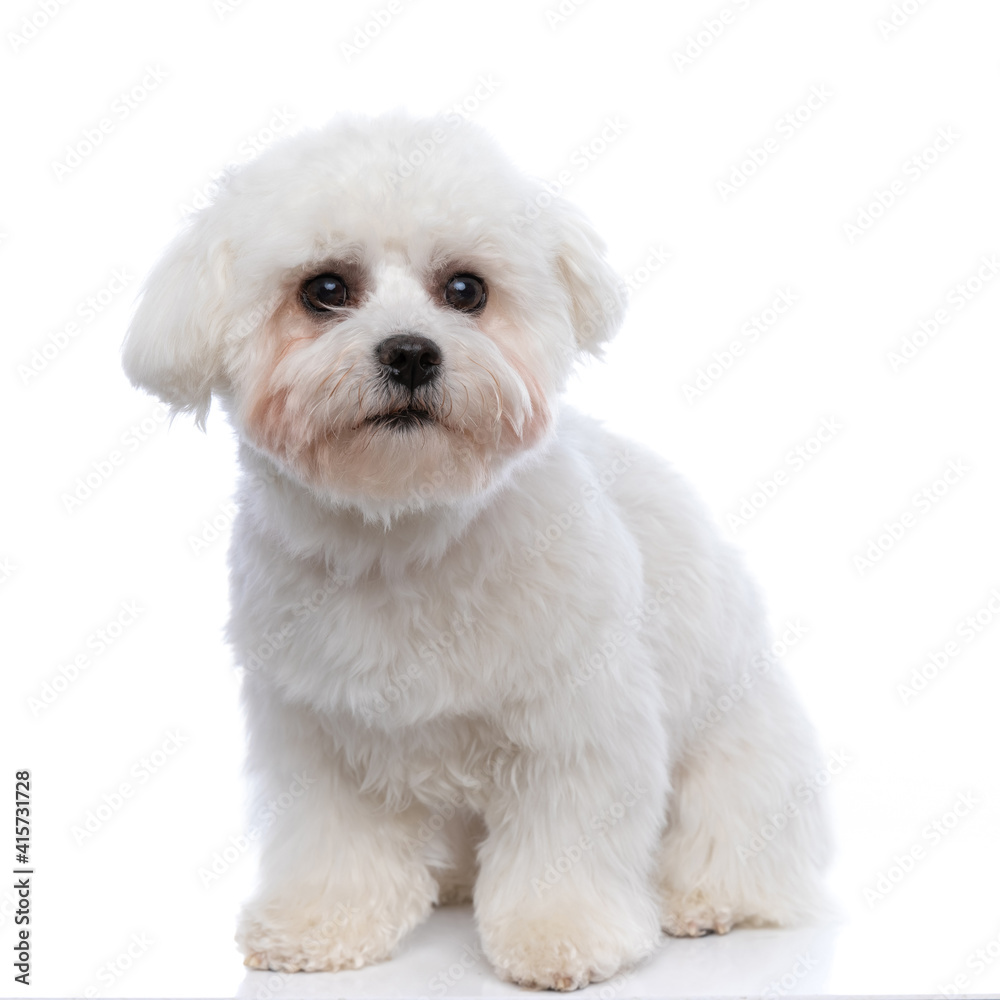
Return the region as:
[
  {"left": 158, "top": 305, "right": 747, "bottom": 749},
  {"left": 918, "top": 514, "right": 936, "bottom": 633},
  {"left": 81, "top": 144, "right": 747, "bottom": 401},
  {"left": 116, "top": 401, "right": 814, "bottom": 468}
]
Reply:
[{"left": 2, "top": 0, "right": 999, "bottom": 996}]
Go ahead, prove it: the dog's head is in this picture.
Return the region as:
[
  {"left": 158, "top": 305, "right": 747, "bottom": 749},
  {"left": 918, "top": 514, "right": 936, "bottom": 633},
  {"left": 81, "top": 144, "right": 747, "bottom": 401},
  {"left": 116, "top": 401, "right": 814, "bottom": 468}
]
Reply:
[{"left": 123, "top": 113, "right": 625, "bottom": 514}]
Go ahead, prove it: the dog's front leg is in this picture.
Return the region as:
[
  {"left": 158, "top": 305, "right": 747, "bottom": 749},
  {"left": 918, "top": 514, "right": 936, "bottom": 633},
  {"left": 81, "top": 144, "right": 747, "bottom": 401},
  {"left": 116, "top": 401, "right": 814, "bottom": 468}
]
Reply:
[
  {"left": 235, "top": 686, "right": 437, "bottom": 973},
  {"left": 474, "top": 710, "right": 667, "bottom": 991}
]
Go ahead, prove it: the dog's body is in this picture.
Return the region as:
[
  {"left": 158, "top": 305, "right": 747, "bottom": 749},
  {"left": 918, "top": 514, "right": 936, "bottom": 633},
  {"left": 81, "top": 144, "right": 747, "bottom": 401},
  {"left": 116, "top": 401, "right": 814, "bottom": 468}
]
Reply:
[{"left": 123, "top": 113, "right": 830, "bottom": 990}]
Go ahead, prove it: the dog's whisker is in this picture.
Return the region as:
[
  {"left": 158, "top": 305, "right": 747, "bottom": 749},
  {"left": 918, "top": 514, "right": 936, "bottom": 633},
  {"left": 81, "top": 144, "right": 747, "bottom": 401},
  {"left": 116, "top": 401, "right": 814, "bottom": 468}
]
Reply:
[
  {"left": 318, "top": 348, "right": 352, "bottom": 389},
  {"left": 465, "top": 353, "right": 505, "bottom": 424},
  {"left": 459, "top": 383, "right": 471, "bottom": 425},
  {"left": 327, "top": 360, "right": 358, "bottom": 400}
]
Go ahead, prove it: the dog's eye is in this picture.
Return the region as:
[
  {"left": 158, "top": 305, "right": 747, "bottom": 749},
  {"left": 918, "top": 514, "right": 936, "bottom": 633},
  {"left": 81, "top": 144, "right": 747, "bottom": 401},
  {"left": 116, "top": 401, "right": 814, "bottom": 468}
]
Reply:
[
  {"left": 302, "top": 273, "right": 349, "bottom": 311},
  {"left": 444, "top": 273, "right": 487, "bottom": 313}
]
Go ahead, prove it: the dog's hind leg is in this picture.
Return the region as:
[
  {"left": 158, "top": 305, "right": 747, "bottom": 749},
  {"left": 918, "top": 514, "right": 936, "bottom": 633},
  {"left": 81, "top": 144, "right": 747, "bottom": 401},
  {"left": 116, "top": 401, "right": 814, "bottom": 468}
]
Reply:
[{"left": 657, "top": 668, "right": 834, "bottom": 937}]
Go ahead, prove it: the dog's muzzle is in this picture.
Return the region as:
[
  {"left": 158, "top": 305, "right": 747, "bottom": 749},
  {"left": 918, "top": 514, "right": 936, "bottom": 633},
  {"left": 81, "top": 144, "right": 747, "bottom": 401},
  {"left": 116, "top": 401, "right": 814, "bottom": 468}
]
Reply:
[{"left": 368, "top": 334, "right": 443, "bottom": 430}]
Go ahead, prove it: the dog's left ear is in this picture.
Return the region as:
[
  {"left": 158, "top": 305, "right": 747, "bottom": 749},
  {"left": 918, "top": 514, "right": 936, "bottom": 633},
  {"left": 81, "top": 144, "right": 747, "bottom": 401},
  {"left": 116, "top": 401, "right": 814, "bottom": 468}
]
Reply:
[{"left": 551, "top": 199, "right": 626, "bottom": 356}]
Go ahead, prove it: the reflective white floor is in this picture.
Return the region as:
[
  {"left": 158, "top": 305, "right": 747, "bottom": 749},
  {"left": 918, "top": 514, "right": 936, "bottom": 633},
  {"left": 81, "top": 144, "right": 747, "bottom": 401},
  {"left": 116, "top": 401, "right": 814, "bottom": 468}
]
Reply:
[
  {"left": 217, "top": 782, "right": 1000, "bottom": 999},
  {"left": 233, "top": 906, "right": 840, "bottom": 999},
  {"left": 219, "top": 776, "right": 1000, "bottom": 998},
  {"left": 18, "top": 718, "right": 1000, "bottom": 998}
]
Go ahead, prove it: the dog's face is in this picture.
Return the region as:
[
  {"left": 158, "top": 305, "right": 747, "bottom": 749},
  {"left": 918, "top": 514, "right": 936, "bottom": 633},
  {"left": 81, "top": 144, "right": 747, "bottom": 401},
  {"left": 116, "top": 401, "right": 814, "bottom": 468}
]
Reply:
[{"left": 123, "top": 114, "right": 626, "bottom": 514}]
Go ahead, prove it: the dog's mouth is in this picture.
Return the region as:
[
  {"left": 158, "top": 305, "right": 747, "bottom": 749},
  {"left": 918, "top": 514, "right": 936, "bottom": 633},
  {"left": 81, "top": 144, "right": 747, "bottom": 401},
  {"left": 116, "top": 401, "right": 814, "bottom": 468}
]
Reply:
[{"left": 365, "top": 406, "right": 436, "bottom": 431}]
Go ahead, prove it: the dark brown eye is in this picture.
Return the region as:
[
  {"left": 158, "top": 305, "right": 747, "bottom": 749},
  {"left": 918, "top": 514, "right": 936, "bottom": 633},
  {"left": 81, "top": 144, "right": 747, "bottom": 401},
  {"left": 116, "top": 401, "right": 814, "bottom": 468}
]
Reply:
[
  {"left": 302, "top": 273, "right": 348, "bottom": 311},
  {"left": 444, "top": 273, "right": 487, "bottom": 313}
]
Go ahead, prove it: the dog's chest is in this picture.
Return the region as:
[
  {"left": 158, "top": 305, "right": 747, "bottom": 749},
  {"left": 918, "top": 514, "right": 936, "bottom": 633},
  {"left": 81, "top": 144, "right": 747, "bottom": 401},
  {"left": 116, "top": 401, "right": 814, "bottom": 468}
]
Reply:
[
  {"left": 232, "top": 544, "right": 519, "bottom": 724},
  {"left": 334, "top": 579, "right": 485, "bottom": 724}
]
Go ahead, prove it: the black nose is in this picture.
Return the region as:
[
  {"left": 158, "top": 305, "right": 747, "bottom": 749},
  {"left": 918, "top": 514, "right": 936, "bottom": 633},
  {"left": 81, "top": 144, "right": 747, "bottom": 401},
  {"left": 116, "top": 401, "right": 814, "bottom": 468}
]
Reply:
[{"left": 376, "top": 334, "right": 442, "bottom": 390}]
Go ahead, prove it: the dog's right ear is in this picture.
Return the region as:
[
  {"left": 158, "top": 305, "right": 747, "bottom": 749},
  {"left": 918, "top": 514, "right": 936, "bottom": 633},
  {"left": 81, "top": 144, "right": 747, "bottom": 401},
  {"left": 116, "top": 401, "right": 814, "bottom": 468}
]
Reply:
[{"left": 122, "top": 217, "right": 235, "bottom": 428}]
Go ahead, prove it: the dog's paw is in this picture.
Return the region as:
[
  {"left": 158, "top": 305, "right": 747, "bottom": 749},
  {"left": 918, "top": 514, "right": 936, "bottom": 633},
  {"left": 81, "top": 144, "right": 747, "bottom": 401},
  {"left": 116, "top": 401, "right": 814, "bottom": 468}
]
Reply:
[
  {"left": 237, "top": 892, "right": 430, "bottom": 973},
  {"left": 660, "top": 890, "right": 736, "bottom": 937},
  {"left": 480, "top": 907, "right": 658, "bottom": 991},
  {"left": 238, "top": 905, "right": 394, "bottom": 973}
]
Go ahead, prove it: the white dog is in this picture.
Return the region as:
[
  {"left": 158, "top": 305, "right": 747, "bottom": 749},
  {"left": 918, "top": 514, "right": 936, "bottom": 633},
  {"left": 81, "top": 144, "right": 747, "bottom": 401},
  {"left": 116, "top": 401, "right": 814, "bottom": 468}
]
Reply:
[{"left": 122, "top": 113, "right": 830, "bottom": 991}]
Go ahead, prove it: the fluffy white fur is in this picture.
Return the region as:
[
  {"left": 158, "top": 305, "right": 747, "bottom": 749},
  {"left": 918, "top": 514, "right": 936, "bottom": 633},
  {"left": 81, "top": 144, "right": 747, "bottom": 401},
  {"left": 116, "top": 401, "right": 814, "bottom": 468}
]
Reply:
[{"left": 122, "top": 113, "right": 830, "bottom": 991}]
